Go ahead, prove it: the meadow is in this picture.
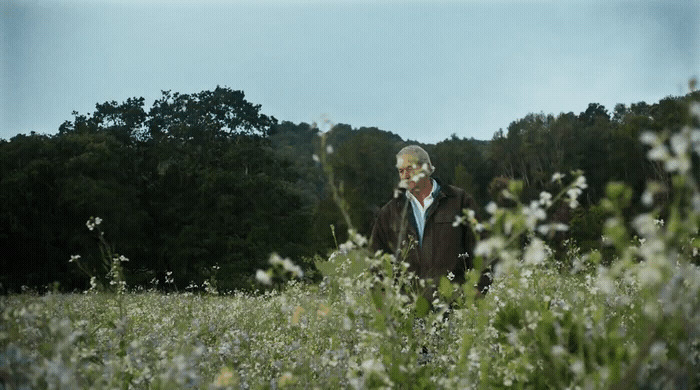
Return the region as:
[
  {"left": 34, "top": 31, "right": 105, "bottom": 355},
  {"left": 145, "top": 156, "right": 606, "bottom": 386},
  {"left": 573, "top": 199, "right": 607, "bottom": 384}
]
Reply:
[{"left": 2, "top": 121, "right": 700, "bottom": 389}]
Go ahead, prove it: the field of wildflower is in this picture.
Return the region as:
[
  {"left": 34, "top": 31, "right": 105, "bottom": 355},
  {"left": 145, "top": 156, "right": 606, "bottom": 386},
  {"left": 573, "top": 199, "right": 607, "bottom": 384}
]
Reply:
[{"left": 2, "top": 111, "right": 700, "bottom": 389}]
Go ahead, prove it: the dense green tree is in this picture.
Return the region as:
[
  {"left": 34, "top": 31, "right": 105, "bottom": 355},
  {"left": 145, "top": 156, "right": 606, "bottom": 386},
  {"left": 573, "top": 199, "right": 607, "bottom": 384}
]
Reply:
[
  {"left": 2, "top": 88, "right": 699, "bottom": 292},
  {"left": 0, "top": 134, "right": 66, "bottom": 290},
  {"left": 0, "top": 87, "right": 312, "bottom": 292},
  {"left": 428, "top": 135, "right": 492, "bottom": 207},
  {"left": 322, "top": 125, "right": 405, "bottom": 241}
]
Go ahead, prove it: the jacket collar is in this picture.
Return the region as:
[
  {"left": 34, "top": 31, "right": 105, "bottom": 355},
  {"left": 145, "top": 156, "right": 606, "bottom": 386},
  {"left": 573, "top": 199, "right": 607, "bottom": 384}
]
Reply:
[
  {"left": 396, "top": 177, "right": 452, "bottom": 247},
  {"left": 397, "top": 176, "right": 454, "bottom": 203}
]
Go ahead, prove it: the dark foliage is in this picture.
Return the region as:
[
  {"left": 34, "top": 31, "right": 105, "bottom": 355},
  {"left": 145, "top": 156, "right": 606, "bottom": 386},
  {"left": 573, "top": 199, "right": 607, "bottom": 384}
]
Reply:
[{"left": 1, "top": 88, "right": 698, "bottom": 292}]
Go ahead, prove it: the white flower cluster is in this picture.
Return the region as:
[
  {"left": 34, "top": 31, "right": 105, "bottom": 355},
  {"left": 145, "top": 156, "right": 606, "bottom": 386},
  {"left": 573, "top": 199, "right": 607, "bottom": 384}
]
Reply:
[
  {"left": 255, "top": 253, "right": 304, "bottom": 286},
  {"left": 641, "top": 120, "right": 700, "bottom": 174},
  {"left": 86, "top": 216, "right": 102, "bottom": 231},
  {"left": 522, "top": 200, "right": 547, "bottom": 230},
  {"left": 113, "top": 254, "right": 129, "bottom": 263},
  {"left": 565, "top": 175, "right": 588, "bottom": 209},
  {"left": 337, "top": 229, "right": 368, "bottom": 253},
  {"left": 269, "top": 253, "right": 304, "bottom": 278},
  {"left": 255, "top": 269, "right": 271, "bottom": 285},
  {"left": 452, "top": 209, "right": 476, "bottom": 227}
]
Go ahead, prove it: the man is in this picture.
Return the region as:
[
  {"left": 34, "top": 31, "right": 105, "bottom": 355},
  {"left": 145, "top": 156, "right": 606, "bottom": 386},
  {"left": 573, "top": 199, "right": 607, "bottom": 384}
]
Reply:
[{"left": 370, "top": 145, "right": 490, "bottom": 294}]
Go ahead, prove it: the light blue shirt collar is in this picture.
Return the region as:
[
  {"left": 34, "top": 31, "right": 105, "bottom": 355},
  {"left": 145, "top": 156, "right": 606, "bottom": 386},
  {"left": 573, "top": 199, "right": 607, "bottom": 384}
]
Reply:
[{"left": 407, "top": 178, "right": 440, "bottom": 246}]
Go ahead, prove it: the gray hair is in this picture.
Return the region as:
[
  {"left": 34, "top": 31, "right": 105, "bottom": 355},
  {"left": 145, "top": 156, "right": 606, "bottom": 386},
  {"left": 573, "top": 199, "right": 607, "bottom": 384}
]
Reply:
[{"left": 396, "top": 145, "right": 435, "bottom": 175}]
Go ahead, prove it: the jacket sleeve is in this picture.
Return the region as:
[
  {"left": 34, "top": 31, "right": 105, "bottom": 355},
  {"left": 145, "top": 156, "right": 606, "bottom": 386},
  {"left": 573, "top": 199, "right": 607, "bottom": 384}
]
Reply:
[{"left": 370, "top": 208, "right": 389, "bottom": 255}]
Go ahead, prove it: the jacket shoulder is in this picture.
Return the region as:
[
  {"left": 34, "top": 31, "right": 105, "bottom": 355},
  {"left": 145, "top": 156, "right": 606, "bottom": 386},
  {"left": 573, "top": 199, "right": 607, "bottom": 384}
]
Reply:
[
  {"left": 442, "top": 184, "right": 470, "bottom": 198},
  {"left": 378, "top": 196, "right": 403, "bottom": 214},
  {"left": 442, "top": 184, "right": 477, "bottom": 208}
]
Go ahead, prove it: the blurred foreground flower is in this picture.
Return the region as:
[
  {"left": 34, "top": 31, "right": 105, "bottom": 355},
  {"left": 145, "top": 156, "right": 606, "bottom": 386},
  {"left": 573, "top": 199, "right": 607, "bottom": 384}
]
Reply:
[
  {"left": 255, "top": 269, "right": 272, "bottom": 285},
  {"left": 255, "top": 253, "right": 304, "bottom": 287}
]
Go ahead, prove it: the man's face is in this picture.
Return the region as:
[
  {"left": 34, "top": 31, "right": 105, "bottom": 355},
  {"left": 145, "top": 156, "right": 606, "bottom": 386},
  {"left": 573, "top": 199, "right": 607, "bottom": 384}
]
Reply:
[{"left": 396, "top": 154, "right": 426, "bottom": 190}]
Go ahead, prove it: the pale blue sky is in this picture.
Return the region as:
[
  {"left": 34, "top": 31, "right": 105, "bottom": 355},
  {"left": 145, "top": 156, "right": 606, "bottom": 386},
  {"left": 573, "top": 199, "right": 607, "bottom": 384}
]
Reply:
[{"left": 2, "top": 0, "right": 698, "bottom": 143}]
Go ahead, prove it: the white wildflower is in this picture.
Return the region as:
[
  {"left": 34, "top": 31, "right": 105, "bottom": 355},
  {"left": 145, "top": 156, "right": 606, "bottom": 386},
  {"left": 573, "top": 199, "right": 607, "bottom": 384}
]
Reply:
[
  {"left": 570, "top": 360, "right": 584, "bottom": 376},
  {"left": 573, "top": 175, "right": 588, "bottom": 189},
  {"left": 641, "top": 190, "right": 654, "bottom": 207},
  {"left": 349, "top": 229, "right": 368, "bottom": 247},
  {"left": 665, "top": 155, "right": 690, "bottom": 173},
  {"left": 69, "top": 255, "right": 81, "bottom": 263},
  {"left": 475, "top": 236, "right": 505, "bottom": 258},
  {"left": 670, "top": 132, "right": 689, "bottom": 155},
  {"left": 551, "top": 345, "right": 567, "bottom": 357},
  {"left": 326, "top": 144, "right": 333, "bottom": 154},
  {"left": 525, "top": 310, "right": 540, "bottom": 330},
  {"left": 411, "top": 171, "right": 426, "bottom": 181},
  {"left": 500, "top": 189, "right": 514, "bottom": 199},
  {"left": 537, "top": 223, "right": 568, "bottom": 235},
  {"left": 486, "top": 201, "right": 498, "bottom": 215},
  {"left": 539, "top": 191, "right": 553, "bottom": 207},
  {"left": 633, "top": 214, "right": 657, "bottom": 237},
  {"left": 649, "top": 342, "right": 667, "bottom": 361},
  {"left": 692, "top": 129, "right": 700, "bottom": 155},
  {"left": 640, "top": 131, "right": 657, "bottom": 145},
  {"left": 566, "top": 187, "right": 582, "bottom": 209},
  {"left": 595, "top": 272, "right": 615, "bottom": 295},
  {"left": 551, "top": 172, "right": 565, "bottom": 182},
  {"left": 638, "top": 264, "right": 663, "bottom": 287},
  {"left": 339, "top": 240, "right": 355, "bottom": 252},
  {"left": 269, "top": 253, "right": 284, "bottom": 266},
  {"left": 282, "top": 258, "right": 303, "bottom": 277},
  {"left": 691, "top": 102, "right": 700, "bottom": 119},
  {"left": 452, "top": 215, "right": 465, "bottom": 227},
  {"left": 523, "top": 201, "right": 546, "bottom": 230},
  {"left": 447, "top": 272, "right": 455, "bottom": 281},
  {"left": 255, "top": 270, "right": 272, "bottom": 285},
  {"left": 312, "top": 154, "right": 320, "bottom": 163},
  {"left": 523, "top": 238, "right": 548, "bottom": 265},
  {"left": 647, "top": 144, "right": 669, "bottom": 161},
  {"left": 360, "top": 358, "right": 386, "bottom": 374},
  {"left": 269, "top": 253, "right": 304, "bottom": 278},
  {"left": 639, "top": 239, "right": 665, "bottom": 263}
]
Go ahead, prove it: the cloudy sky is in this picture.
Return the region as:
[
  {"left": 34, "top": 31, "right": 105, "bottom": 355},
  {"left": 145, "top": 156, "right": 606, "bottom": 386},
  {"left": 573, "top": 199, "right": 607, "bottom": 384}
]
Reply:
[{"left": 2, "top": 0, "right": 698, "bottom": 143}]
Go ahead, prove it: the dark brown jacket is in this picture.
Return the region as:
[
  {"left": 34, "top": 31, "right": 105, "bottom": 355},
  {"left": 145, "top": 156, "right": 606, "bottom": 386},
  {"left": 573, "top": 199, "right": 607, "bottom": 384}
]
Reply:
[{"left": 370, "top": 180, "right": 480, "bottom": 287}]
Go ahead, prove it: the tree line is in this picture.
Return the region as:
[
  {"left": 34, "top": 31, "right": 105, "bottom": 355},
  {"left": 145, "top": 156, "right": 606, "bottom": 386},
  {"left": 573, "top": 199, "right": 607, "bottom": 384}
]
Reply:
[{"left": 1, "top": 86, "right": 698, "bottom": 292}]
